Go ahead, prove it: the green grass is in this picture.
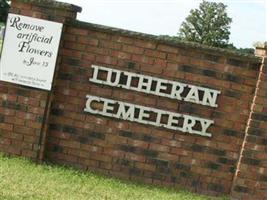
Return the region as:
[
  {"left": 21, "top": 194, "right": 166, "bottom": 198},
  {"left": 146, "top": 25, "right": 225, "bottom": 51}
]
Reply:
[{"left": 0, "top": 154, "right": 228, "bottom": 200}]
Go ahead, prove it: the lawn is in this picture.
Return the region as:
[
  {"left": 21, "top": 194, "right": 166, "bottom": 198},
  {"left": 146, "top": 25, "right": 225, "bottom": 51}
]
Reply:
[{"left": 0, "top": 154, "right": 228, "bottom": 200}]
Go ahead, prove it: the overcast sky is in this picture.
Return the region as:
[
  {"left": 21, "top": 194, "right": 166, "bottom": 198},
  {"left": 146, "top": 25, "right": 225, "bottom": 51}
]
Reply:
[{"left": 57, "top": 0, "right": 267, "bottom": 48}]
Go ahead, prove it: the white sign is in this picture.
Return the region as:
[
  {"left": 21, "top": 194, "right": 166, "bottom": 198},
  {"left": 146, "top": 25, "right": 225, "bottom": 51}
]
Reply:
[
  {"left": 84, "top": 95, "right": 214, "bottom": 137},
  {"left": 0, "top": 14, "right": 63, "bottom": 90},
  {"left": 90, "top": 65, "right": 221, "bottom": 107}
]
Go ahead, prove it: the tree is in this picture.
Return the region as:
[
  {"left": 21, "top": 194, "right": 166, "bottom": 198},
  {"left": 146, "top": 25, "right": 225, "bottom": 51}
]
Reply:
[
  {"left": 237, "top": 48, "right": 254, "bottom": 55},
  {"left": 225, "top": 43, "right": 254, "bottom": 54},
  {"left": 178, "top": 1, "right": 232, "bottom": 48},
  {"left": 0, "top": 0, "right": 10, "bottom": 24}
]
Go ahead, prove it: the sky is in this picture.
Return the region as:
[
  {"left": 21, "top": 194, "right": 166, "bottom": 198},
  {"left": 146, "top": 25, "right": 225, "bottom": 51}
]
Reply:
[{"left": 57, "top": 0, "right": 267, "bottom": 48}]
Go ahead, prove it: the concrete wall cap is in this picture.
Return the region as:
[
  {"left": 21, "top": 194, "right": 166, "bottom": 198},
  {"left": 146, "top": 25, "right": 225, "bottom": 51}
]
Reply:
[{"left": 67, "top": 20, "right": 262, "bottom": 63}]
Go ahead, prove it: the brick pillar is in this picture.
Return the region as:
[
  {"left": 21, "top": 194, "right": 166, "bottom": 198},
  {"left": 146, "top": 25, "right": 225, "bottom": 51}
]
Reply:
[
  {"left": 0, "top": 0, "right": 81, "bottom": 161},
  {"left": 231, "top": 45, "right": 267, "bottom": 200}
]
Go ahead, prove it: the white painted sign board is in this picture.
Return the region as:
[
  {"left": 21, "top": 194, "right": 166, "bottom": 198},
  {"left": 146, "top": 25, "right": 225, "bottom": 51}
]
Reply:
[{"left": 0, "top": 13, "right": 63, "bottom": 91}]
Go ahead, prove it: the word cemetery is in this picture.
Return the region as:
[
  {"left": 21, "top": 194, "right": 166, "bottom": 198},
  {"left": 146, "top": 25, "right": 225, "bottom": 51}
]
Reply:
[{"left": 84, "top": 95, "right": 214, "bottom": 137}]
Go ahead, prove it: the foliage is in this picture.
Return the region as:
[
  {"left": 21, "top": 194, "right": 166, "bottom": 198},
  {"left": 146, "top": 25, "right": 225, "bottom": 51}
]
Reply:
[
  {"left": 236, "top": 48, "right": 254, "bottom": 54},
  {"left": 178, "top": 0, "right": 232, "bottom": 48},
  {"left": 0, "top": 154, "right": 229, "bottom": 200},
  {"left": 253, "top": 41, "right": 267, "bottom": 48},
  {"left": 0, "top": 0, "right": 10, "bottom": 23},
  {"left": 225, "top": 43, "right": 254, "bottom": 54},
  {"left": 158, "top": 35, "right": 255, "bottom": 55}
]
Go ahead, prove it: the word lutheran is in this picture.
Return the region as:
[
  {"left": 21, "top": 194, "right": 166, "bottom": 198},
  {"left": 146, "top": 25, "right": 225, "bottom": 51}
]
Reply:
[{"left": 90, "top": 65, "right": 221, "bottom": 107}]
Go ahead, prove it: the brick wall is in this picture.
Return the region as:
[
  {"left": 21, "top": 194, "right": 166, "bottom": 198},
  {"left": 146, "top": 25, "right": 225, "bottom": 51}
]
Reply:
[
  {"left": 45, "top": 20, "right": 261, "bottom": 196},
  {"left": 0, "top": 0, "right": 266, "bottom": 199},
  {"left": 231, "top": 47, "right": 267, "bottom": 200},
  {"left": 0, "top": 83, "right": 47, "bottom": 158}
]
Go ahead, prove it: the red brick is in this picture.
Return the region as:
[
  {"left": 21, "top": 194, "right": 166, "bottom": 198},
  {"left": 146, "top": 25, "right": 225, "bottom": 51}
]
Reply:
[
  {"left": 150, "top": 143, "right": 169, "bottom": 152},
  {"left": 132, "top": 55, "right": 154, "bottom": 65},
  {"left": 128, "top": 139, "right": 149, "bottom": 149},
  {"left": 13, "top": 2, "right": 32, "bottom": 10},
  {"left": 135, "top": 162, "right": 156, "bottom": 171},
  {"left": 158, "top": 152, "right": 178, "bottom": 161},
  {"left": 77, "top": 36, "right": 98, "bottom": 46},
  {"left": 90, "top": 85, "right": 112, "bottom": 97},
  {"left": 16, "top": 112, "right": 36, "bottom": 121},
  {"left": 0, "top": 108, "right": 15, "bottom": 116},
  {"left": 89, "top": 153, "right": 112, "bottom": 162},
  {"left": 154, "top": 58, "right": 167, "bottom": 67},
  {"left": 14, "top": 125, "right": 35, "bottom": 135},
  {"left": 96, "top": 55, "right": 118, "bottom": 65},
  {"left": 122, "top": 45, "right": 144, "bottom": 54},
  {"left": 157, "top": 44, "right": 179, "bottom": 53},
  {"left": 61, "top": 49, "right": 82, "bottom": 58},
  {"left": 140, "top": 64, "right": 162, "bottom": 74},
  {"left": 0, "top": 123, "right": 13, "bottom": 131},
  {"left": 167, "top": 53, "right": 181, "bottom": 62},
  {"left": 8, "top": 146, "right": 21, "bottom": 155},
  {"left": 99, "top": 40, "right": 122, "bottom": 50},
  {"left": 64, "top": 42, "right": 86, "bottom": 51},
  {"left": 67, "top": 27, "right": 88, "bottom": 36},
  {"left": 134, "top": 40, "right": 156, "bottom": 49},
  {"left": 112, "top": 35, "right": 134, "bottom": 44},
  {"left": 26, "top": 121, "right": 42, "bottom": 129},
  {"left": 111, "top": 51, "right": 131, "bottom": 60},
  {"left": 144, "top": 49, "right": 166, "bottom": 59},
  {"left": 171, "top": 148, "right": 191, "bottom": 156},
  {"left": 88, "top": 31, "right": 110, "bottom": 40},
  {"left": 0, "top": 138, "right": 11, "bottom": 145},
  {"left": 27, "top": 106, "right": 45, "bottom": 115},
  {"left": 4, "top": 116, "right": 25, "bottom": 126},
  {"left": 60, "top": 140, "right": 80, "bottom": 149},
  {"left": 23, "top": 135, "right": 38, "bottom": 143},
  {"left": 63, "top": 34, "right": 77, "bottom": 42},
  {"left": 104, "top": 148, "right": 124, "bottom": 157},
  {"left": 125, "top": 152, "right": 146, "bottom": 162}
]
